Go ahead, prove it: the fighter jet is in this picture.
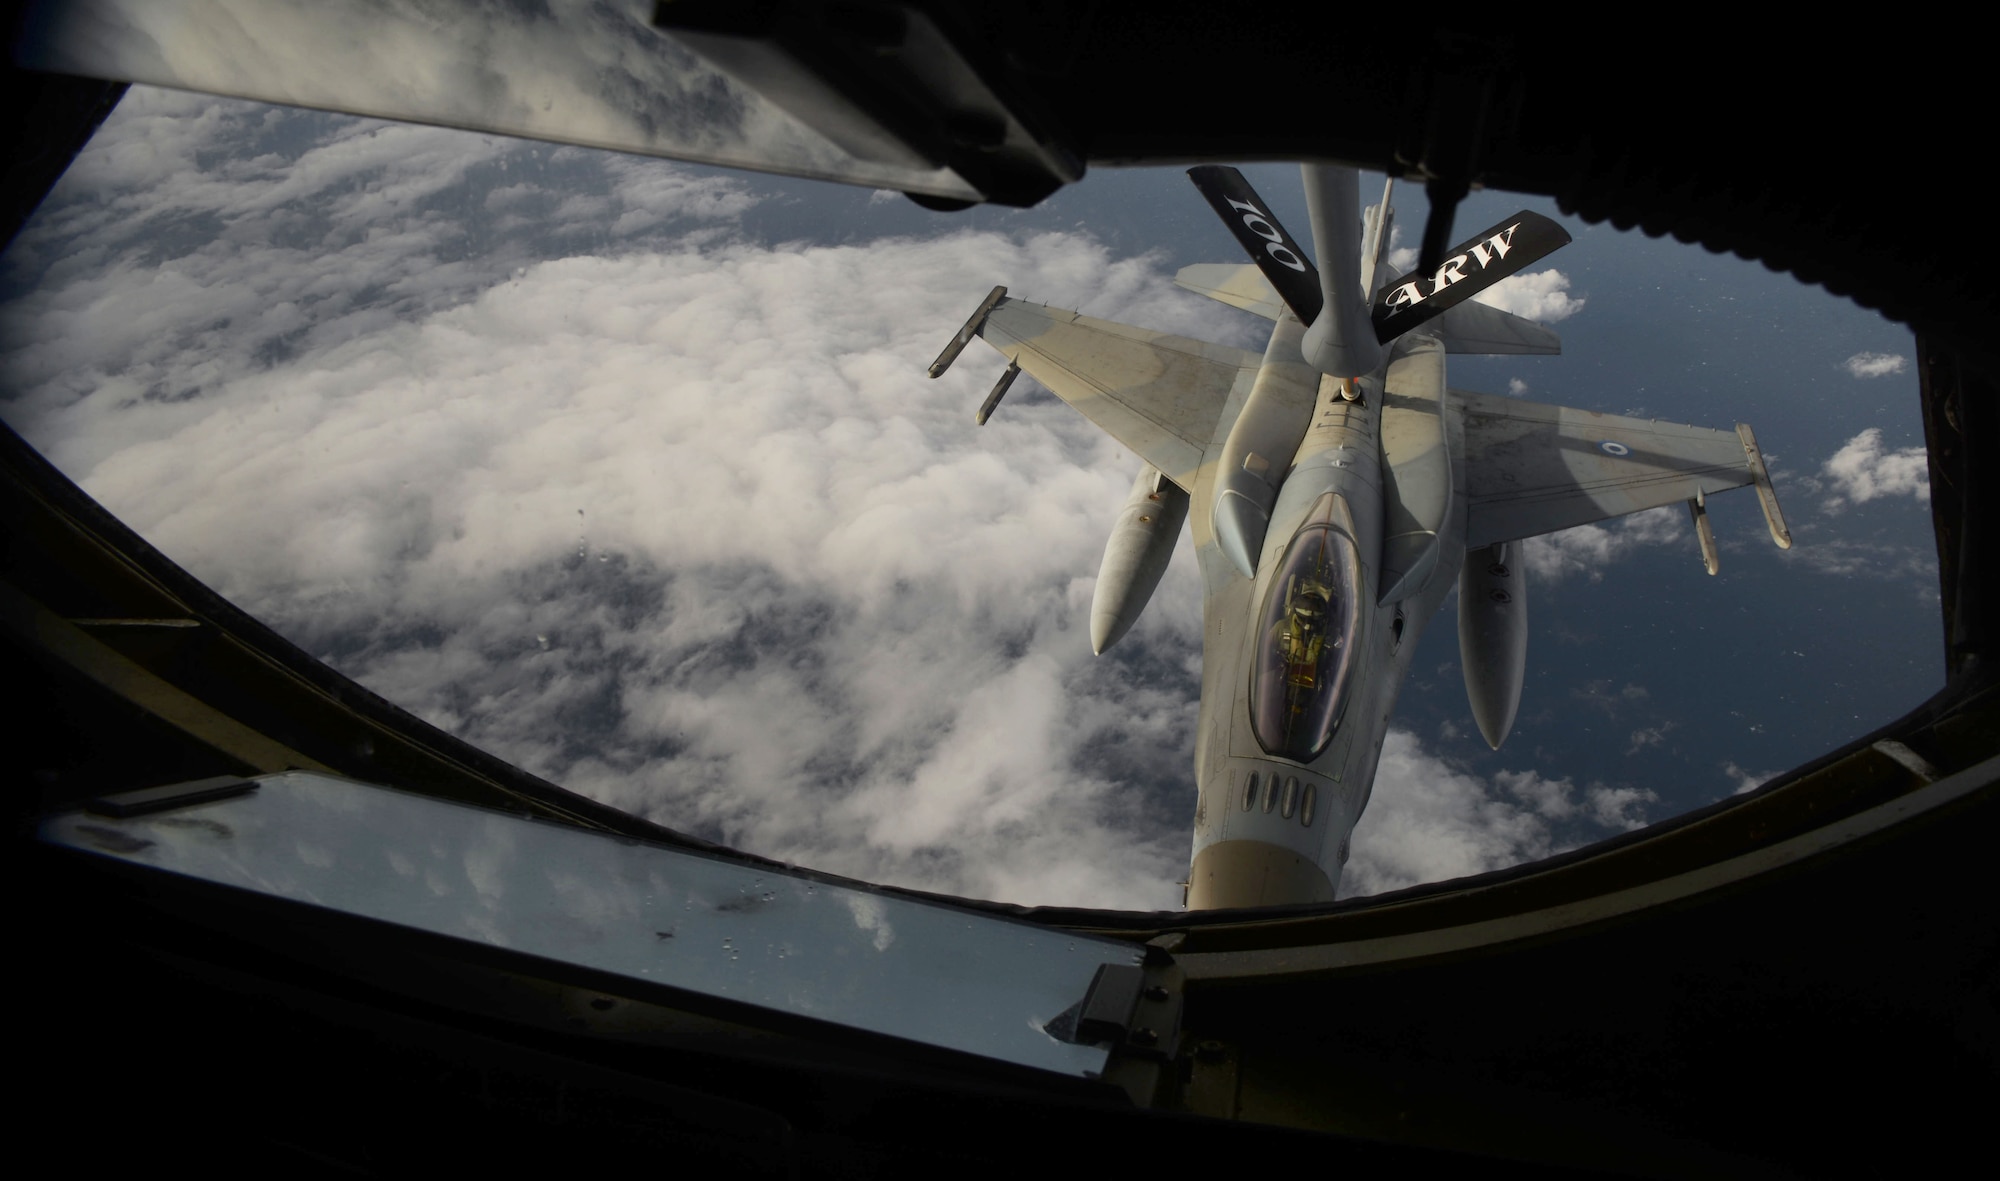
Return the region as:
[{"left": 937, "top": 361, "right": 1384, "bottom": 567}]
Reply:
[{"left": 929, "top": 166, "right": 1792, "bottom": 909}]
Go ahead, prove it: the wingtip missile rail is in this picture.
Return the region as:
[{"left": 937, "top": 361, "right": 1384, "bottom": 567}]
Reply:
[
  {"left": 1736, "top": 423, "right": 1793, "bottom": 549},
  {"left": 929, "top": 285, "right": 1008, "bottom": 378}
]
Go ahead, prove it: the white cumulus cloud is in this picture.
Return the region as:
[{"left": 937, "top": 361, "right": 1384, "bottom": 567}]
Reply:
[
  {"left": 1723, "top": 763, "right": 1777, "bottom": 795},
  {"left": 1820, "top": 427, "right": 1929, "bottom": 511},
  {"left": 1472, "top": 269, "right": 1585, "bottom": 322},
  {"left": 1521, "top": 505, "right": 1684, "bottom": 583},
  {"left": 1343, "top": 742, "right": 1658, "bottom": 897},
  {"left": 1843, "top": 351, "right": 1908, "bottom": 379}
]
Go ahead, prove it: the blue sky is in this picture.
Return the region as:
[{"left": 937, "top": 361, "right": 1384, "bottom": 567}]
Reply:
[{"left": 0, "top": 87, "right": 1937, "bottom": 908}]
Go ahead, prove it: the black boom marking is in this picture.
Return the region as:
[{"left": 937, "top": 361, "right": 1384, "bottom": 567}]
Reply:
[
  {"left": 1187, "top": 165, "right": 1323, "bottom": 324},
  {"left": 1370, "top": 210, "right": 1571, "bottom": 343}
]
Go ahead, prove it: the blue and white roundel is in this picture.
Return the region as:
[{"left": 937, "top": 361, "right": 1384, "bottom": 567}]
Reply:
[{"left": 1598, "top": 440, "right": 1631, "bottom": 457}]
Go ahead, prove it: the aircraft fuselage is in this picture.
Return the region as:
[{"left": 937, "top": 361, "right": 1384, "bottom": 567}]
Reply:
[{"left": 1186, "top": 318, "right": 1464, "bottom": 907}]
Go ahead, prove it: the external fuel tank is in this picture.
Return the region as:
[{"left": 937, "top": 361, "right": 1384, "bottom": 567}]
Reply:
[
  {"left": 1090, "top": 465, "right": 1189, "bottom": 654},
  {"left": 1458, "top": 540, "right": 1527, "bottom": 749}
]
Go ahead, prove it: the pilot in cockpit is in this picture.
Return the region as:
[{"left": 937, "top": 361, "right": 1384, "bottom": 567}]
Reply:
[{"left": 1278, "top": 578, "right": 1337, "bottom": 689}]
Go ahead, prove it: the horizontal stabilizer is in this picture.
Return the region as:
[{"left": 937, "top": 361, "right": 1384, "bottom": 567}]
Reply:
[
  {"left": 1434, "top": 299, "right": 1562, "bottom": 355},
  {"left": 1175, "top": 263, "right": 1285, "bottom": 320},
  {"left": 1372, "top": 211, "right": 1570, "bottom": 344},
  {"left": 1186, "top": 166, "right": 1323, "bottom": 325}
]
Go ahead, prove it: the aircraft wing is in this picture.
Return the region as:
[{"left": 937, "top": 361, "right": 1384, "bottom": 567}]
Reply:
[
  {"left": 976, "top": 298, "right": 1261, "bottom": 490},
  {"left": 1458, "top": 389, "right": 1765, "bottom": 548}
]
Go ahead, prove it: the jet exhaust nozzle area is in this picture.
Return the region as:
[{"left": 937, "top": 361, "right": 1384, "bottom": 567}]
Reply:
[
  {"left": 1090, "top": 466, "right": 1189, "bottom": 654},
  {"left": 1458, "top": 540, "right": 1528, "bottom": 750},
  {"left": 1187, "top": 838, "right": 1336, "bottom": 910}
]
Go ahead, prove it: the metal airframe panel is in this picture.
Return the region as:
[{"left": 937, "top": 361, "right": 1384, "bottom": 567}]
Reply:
[{"left": 13, "top": 0, "right": 984, "bottom": 201}]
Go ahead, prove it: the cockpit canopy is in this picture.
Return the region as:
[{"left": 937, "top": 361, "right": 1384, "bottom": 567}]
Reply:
[{"left": 1249, "top": 493, "right": 1364, "bottom": 763}]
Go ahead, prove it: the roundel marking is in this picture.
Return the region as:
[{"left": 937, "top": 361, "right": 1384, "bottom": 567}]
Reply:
[{"left": 1598, "top": 440, "right": 1631, "bottom": 457}]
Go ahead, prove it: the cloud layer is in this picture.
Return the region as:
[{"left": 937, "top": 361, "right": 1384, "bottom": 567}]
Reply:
[
  {"left": 1521, "top": 505, "right": 1685, "bottom": 583},
  {"left": 1821, "top": 427, "right": 1930, "bottom": 509},
  {"left": 1343, "top": 734, "right": 1656, "bottom": 896}
]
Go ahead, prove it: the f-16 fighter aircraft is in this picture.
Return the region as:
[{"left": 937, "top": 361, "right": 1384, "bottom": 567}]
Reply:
[{"left": 928, "top": 167, "right": 1792, "bottom": 909}]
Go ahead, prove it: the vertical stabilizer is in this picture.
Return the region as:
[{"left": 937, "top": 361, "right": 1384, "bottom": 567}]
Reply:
[
  {"left": 1360, "top": 177, "right": 1395, "bottom": 300},
  {"left": 1299, "top": 165, "right": 1383, "bottom": 379}
]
